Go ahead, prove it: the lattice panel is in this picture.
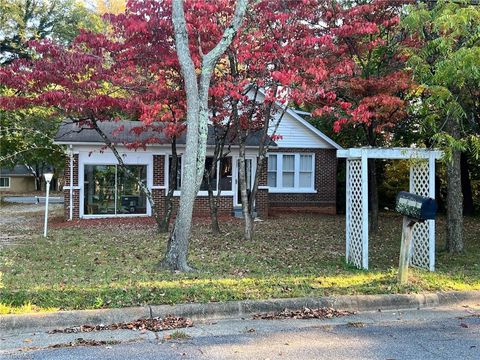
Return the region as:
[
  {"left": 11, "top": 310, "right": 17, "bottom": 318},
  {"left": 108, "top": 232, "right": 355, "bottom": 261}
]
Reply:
[
  {"left": 410, "top": 161, "right": 431, "bottom": 269},
  {"left": 346, "top": 159, "right": 364, "bottom": 269}
]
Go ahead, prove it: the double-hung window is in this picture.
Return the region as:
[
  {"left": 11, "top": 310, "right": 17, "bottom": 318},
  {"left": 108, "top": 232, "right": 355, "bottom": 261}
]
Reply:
[
  {"left": 0, "top": 177, "right": 10, "bottom": 188},
  {"left": 267, "top": 153, "right": 315, "bottom": 192}
]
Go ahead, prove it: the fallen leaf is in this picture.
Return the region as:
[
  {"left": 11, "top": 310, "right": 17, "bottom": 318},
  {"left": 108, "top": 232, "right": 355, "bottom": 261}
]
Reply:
[{"left": 253, "top": 307, "right": 353, "bottom": 320}]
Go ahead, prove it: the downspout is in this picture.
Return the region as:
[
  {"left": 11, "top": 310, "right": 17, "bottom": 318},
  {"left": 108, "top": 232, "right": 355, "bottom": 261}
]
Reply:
[{"left": 69, "top": 145, "right": 73, "bottom": 221}]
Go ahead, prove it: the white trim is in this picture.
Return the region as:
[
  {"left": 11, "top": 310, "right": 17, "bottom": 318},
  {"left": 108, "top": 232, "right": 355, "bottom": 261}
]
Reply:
[
  {"left": 268, "top": 189, "right": 317, "bottom": 194},
  {"left": 63, "top": 186, "right": 81, "bottom": 190},
  {"left": 267, "top": 153, "right": 315, "bottom": 192},
  {"left": 292, "top": 110, "right": 312, "bottom": 116},
  {"left": 151, "top": 185, "right": 166, "bottom": 190},
  {"left": 82, "top": 214, "right": 150, "bottom": 219},
  {"left": 233, "top": 156, "right": 256, "bottom": 207},
  {"left": 337, "top": 148, "right": 443, "bottom": 160},
  {"left": 172, "top": 190, "right": 234, "bottom": 197},
  {"left": 69, "top": 146, "right": 74, "bottom": 221},
  {"left": 345, "top": 159, "right": 351, "bottom": 262},
  {"left": 79, "top": 153, "right": 153, "bottom": 218},
  {"left": 0, "top": 176, "right": 11, "bottom": 188},
  {"left": 361, "top": 150, "right": 369, "bottom": 270},
  {"left": 55, "top": 141, "right": 262, "bottom": 150},
  {"left": 258, "top": 186, "right": 269, "bottom": 190}
]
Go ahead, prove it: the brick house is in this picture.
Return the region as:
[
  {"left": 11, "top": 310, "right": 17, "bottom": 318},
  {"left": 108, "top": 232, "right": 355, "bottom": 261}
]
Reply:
[{"left": 54, "top": 107, "right": 341, "bottom": 220}]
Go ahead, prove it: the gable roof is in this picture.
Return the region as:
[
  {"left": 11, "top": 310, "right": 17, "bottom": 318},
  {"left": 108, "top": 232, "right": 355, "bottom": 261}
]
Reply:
[
  {"left": 255, "top": 88, "right": 342, "bottom": 150},
  {"left": 54, "top": 120, "right": 275, "bottom": 147},
  {"left": 283, "top": 107, "right": 342, "bottom": 150}
]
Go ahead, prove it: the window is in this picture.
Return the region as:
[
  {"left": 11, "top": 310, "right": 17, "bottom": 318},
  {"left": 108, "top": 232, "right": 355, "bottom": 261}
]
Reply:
[
  {"left": 168, "top": 156, "right": 232, "bottom": 193},
  {"left": 168, "top": 156, "right": 182, "bottom": 190},
  {"left": 267, "top": 155, "right": 277, "bottom": 187},
  {"left": 299, "top": 154, "right": 313, "bottom": 188},
  {"left": 267, "top": 153, "right": 315, "bottom": 191},
  {"left": 218, "top": 157, "right": 233, "bottom": 191},
  {"left": 200, "top": 157, "right": 216, "bottom": 191},
  {"left": 0, "top": 177, "right": 10, "bottom": 188},
  {"left": 84, "top": 165, "right": 147, "bottom": 215},
  {"left": 282, "top": 155, "right": 295, "bottom": 187}
]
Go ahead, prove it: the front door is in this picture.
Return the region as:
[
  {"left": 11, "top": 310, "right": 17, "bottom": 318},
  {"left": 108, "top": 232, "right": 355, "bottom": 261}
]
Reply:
[{"left": 234, "top": 157, "right": 255, "bottom": 207}]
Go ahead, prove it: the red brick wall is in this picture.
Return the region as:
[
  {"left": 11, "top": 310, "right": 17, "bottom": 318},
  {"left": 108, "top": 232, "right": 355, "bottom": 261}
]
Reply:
[
  {"left": 64, "top": 150, "right": 337, "bottom": 220},
  {"left": 64, "top": 154, "right": 80, "bottom": 219},
  {"left": 255, "top": 158, "right": 269, "bottom": 217},
  {"left": 169, "top": 195, "right": 234, "bottom": 217},
  {"left": 267, "top": 148, "right": 337, "bottom": 214},
  {"left": 153, "top": 154, "right": 164, "bottom": 186}
]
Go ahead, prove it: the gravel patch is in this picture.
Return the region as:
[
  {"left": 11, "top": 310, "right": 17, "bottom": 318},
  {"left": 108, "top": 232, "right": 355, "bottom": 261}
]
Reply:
[{"left": 0, "top": 203, "right": 63, "bottom": 247}]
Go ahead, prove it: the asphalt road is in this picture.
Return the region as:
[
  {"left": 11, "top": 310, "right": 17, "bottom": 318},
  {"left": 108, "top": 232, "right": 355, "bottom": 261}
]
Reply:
[{"left": 2, "top": 305, "right": 479, "bottom": 360}]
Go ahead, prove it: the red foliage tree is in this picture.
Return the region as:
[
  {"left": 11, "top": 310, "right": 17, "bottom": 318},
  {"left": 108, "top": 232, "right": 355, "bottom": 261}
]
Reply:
[
  {"left": 0, "top": 0, "right": 186, "bottom": 231},
  {"left": 309, "top": 0, "right": 412, "bottom": 230}
]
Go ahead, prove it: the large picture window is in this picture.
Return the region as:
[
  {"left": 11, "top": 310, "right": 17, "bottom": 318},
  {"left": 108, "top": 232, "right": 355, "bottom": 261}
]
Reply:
[
  {"left": 169, "top": 156, "right": 232, "bottom": 193},
  {"left": 267, "top": 153, "right": 314, "bottom": 191},
  {"left": 84, "top": 165, "right": 147, "bottom": 215}
]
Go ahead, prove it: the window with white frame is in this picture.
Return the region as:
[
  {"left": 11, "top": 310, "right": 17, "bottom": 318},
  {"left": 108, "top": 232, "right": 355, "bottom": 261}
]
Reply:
[
  {"left": 267, "top": 153, "right": 314, "bottom": 191},
  {"left": 0, "top": 177, "right": 10, "bottom": 188},
  {"left": 169, "top": 156, "right": 232, "bottom": 193}
]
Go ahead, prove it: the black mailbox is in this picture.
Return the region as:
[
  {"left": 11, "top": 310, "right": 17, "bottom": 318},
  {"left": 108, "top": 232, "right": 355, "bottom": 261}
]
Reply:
[{"left": 395, "top": 191, "right": 437, "bottom": 221}]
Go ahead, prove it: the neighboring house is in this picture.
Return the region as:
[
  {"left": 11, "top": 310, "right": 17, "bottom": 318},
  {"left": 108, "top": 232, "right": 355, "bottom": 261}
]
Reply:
[
  {"left": 0, "top": 165, "right": 36, "bottom": 193},
  {"left": 54, "top": 108, "right": 341, "bottom": 220}
]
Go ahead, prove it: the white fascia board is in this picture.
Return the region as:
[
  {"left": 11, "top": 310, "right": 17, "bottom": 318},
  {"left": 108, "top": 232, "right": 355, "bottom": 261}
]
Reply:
[{"left": 337, "top": 148, "right": 444, "bottom": 160}]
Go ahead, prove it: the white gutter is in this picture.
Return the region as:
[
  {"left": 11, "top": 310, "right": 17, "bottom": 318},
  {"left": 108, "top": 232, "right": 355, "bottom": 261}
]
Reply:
[{"left": 69, "top": 145, "right": 73, "bottom": 221}]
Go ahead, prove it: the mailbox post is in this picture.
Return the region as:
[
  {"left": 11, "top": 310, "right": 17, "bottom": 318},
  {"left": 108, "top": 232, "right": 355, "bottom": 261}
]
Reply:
[{"left": 395, "top": 192, "right": 437, "bottom": 284}]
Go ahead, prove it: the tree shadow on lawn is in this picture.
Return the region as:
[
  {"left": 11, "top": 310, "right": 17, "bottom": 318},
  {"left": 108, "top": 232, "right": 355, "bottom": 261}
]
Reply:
[{"left": 0, "top": 213, "right": 479, "bottom": 313}]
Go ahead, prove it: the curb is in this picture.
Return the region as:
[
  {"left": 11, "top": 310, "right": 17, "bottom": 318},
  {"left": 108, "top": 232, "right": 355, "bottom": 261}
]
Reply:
[{"left": 1, "top": 291, "right": 479, "bottom": 332}]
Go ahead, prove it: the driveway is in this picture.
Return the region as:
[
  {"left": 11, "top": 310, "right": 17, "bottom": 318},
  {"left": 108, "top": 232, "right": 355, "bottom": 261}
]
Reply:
[
  {"left": 0, "top": 202, "right": 63, "bottom": 246},
  {"left": 2, "top": 196, "right": 64, "bottom": 204}
]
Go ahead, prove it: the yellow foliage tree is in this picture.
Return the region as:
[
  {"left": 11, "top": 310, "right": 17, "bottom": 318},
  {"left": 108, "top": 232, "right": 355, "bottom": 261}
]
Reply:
[{"left": 95, "top": 0, "right": 125, "bottom": 15}]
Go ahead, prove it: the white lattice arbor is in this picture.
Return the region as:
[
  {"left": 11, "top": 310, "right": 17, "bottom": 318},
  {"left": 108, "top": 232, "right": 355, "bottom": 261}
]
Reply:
[{"left": 337, "top": 148, "right": 443, "bottom": 271}]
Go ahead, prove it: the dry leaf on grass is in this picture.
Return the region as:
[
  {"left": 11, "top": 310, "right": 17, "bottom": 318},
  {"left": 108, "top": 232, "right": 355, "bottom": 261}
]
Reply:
[
  {"left": 253, "top": 307, "right": 353, "bottom": 320},
  {"left": 47, "top": 315, "right": 193, "bottom": 334}
]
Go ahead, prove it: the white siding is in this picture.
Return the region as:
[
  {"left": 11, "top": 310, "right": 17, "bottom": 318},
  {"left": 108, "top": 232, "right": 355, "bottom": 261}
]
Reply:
[{"left": 269, "top": 111, "right": 334, "bottom": 149}]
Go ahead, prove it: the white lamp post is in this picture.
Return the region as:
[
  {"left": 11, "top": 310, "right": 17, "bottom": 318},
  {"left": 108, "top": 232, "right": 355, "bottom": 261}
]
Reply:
[{"left": 43, "top": 172, "right": 54, "bottom": 237}]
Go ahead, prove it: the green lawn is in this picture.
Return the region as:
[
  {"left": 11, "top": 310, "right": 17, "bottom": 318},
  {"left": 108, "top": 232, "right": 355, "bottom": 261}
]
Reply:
[{"left": 0, "top": 209, "right": 479, "bottom": 314}]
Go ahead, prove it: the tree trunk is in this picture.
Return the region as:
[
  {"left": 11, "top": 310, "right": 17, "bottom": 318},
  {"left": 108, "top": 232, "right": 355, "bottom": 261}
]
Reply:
[
  {"left": 446, "top": 149, "right": 464, "bottom": 252},
  {"left": 445, "top": 119, "right": 464, "bottom": 253},
  {"left": 161, "top": 0, "right": 248, "bottom": 271},
  {"left": 368, "top": 158, "right": 379, "bottom": 233},
  {"left": 208, "top": 188, "right": 221, "bottom": 234},
  {"left": 159, "top": 139, "right": 178, "bottom": 233},
  {"left": 461, "top": 153, "right": 474, "bottom": 216},
  {"left": 239, "top": 138, "right": 254, "bottom": 240},
  {"left": 207, "top": 150, "right": 221, "bottom": 234},
  {"left": 35, "top": 176, "right": 41, "bottom": 191}
]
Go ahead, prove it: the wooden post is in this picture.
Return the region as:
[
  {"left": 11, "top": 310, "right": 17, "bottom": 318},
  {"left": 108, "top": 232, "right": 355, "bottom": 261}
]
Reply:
[{"left": 398, "top": 216, "right": 416, "bottom": 284}]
